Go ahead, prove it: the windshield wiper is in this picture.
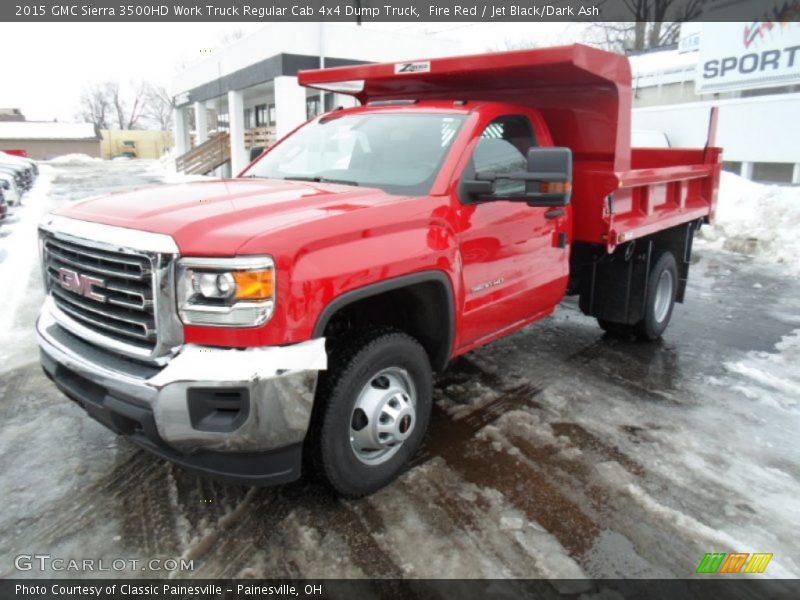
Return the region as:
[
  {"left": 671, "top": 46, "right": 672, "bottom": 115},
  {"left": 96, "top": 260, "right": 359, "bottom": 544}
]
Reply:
[{"left": 283, "top": 176, "right": 359, "bottom": 187}]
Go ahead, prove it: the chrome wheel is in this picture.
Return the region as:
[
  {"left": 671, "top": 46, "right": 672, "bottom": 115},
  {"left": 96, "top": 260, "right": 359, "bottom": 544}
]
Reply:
[
  {"left": 349, "top": 367, "right": 417, "bottom": 466},
  {"left": 653, "top": 269, "right": 674, "bottom": 324}
]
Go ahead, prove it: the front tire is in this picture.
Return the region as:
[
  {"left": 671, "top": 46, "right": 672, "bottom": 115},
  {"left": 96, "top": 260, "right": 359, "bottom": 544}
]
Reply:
[{"left": 310, "top": 329, "right": 433, "bottom": 498}]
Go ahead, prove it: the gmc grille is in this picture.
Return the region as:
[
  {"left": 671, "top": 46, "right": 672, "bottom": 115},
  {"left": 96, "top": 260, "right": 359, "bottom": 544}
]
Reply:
[{"left": 43, "top": 234, "right": 157, "bottom": 352}]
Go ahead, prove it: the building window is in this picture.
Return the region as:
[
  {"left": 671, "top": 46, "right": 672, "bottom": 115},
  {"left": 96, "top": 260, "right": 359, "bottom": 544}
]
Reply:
[
  {"left": 324, "top": 93, "right": 336, "bottom": 112},
  {"left": 305, "top": 95, "right": 336, "bottom": 118},
  {"left": 244, "top": 108, "right": 254, "bottom": 129},
  {"left": 255, "top": 104, "right": 268, "bottom": 127},
  {"left": 217, "top": 112, "right": 229, "bottom": 131},
  {"left": 752, "top": 162, "right": 794, "bottom": 184},
  {"left": 306, "top": 97, "right": 321, "bottom": 119},
  {"left": 723, "top": 161, "right": 742, "bottom": 174},
  {"left": 268, "top": 104, "right": 276, "bottom": 127}
]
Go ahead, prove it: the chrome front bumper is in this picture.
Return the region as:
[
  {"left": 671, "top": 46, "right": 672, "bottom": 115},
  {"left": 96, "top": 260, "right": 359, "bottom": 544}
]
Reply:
[{"left": 36, "top": 297, "right": 326, "bottom": 455}]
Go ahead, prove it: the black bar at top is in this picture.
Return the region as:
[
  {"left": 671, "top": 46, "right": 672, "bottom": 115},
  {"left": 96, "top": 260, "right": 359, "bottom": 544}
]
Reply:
[{"left": 3, "top": 0, "right": 799, "bottom": 22}]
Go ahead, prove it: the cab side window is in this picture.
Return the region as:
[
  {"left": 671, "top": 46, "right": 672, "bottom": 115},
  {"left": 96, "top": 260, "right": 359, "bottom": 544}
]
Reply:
[{"left": 471, "top": 115, "right": 537, "bottom": 197}]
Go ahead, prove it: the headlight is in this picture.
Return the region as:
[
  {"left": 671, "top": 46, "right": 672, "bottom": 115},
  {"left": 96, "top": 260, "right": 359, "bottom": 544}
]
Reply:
[{"left": 176, "top": 256, "right": 276, "bottom": 327}]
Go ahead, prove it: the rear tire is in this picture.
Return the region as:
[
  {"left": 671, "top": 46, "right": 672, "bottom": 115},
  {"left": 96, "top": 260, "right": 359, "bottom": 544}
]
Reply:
[
  {"left": 598, "top": 319, "right": 634, "bottom": 338},
  {"left": 310, "top": 328, "right": 432, "bottom": 498},
  {"left": 596, "top": 251, "right": 678, "bottom": 341},
  {"left": 633, "top": 251, "right": 678, "bottom": 341}
]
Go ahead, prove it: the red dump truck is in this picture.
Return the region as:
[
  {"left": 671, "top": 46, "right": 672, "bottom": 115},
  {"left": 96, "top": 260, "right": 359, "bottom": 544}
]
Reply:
[{"left": 37, "top": 45, "right": 721, "bottom": 496}]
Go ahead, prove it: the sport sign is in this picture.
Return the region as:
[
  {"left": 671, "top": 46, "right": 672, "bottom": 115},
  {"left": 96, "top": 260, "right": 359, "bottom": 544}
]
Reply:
[{"left": 696, "top": 22, "right": 800, "bottom": 94}]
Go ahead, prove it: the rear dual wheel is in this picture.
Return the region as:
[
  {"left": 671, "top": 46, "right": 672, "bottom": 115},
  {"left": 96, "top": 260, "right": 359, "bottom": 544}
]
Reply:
[{"left": 598, "top": 251, "right": 678, "bottom": 341}]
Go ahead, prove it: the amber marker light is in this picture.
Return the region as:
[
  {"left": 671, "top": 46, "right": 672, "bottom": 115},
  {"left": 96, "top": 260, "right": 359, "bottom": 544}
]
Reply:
[
  {"left": 541, "top": 181, "right": 572, "bottom": 194},
  {"left": 233, "top": 269, "right": 275, "bottom": 300}
]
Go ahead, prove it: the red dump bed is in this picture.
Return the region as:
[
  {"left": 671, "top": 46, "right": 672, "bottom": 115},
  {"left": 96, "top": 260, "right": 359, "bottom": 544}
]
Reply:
[{"left": 299, "top": 44, "right": 721, "bottom": 252}]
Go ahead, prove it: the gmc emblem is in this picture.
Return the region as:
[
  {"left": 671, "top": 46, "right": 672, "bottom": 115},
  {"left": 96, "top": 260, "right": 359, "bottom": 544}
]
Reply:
[{"left": 57, "top": 268, "right": 106, "bottom": 303}]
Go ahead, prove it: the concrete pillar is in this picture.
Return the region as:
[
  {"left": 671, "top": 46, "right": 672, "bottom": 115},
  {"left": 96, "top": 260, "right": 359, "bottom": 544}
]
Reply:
[
  {"left": 194, "top": 101, "right": 208, "bottom": 144},
  {"left": 740, "top": 162, "right": 754, "bottom": 180},
  {"left": 227, "top": 89, "right": 247, "bottom": 175},
  {"left": 792, "top": 163, "right": 800, "bottom": 185},
  {"left": 173, "top": 107, "right": 190, "bottom": 156},
  {"left": 274, "top": 76, "right": 308, "bottom": 140}
]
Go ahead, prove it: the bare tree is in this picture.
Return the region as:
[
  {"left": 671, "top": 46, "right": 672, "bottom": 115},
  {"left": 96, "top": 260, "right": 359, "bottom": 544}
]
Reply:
[
  {"left": 140, "top": 84, "right": 175, "bottom": 131},
  {"left": 219, "top": 27, "right": 247, "bottom": 46},
  {"left": 486, "top": 38, "right": 540, "bottom": 52},
  {"left": 76, "top": 84, "right": 111, "bottom": 130},
  {"left": 77, "top": 80, "right": 153, "bottom": 130},
  {"left": 107, "top": 81, "right": 147, "bottom": 130},
  {"left": 587, "top": 0, "right": 703, "bottom": 52}
]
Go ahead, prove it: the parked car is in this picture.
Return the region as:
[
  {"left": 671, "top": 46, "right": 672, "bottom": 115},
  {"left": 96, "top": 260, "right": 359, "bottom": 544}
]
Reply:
[
  {"left": 1, "top": 149, "right": 29, "bottom": 158},
  {"left": 0, "top": 150, "right": 38, "bottom": 176},
  {"left": 0, "top": 152, "right": 37, "bottom": 189},
  {"left": 0, "top": 173, "right": 22, "bottom": 206},
  {"left": 36, "top": 45, "right": 722, "bottom": 497},
  {"left": 0, "top": 164, "right": 28, "bottom": 193},
  {"left": 0, "top": 187, "right": 8, "bottom": 222}
]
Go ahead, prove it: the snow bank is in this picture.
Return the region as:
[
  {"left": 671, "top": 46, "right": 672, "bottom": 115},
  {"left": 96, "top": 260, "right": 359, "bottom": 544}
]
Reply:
[
  {"left": 698, "top": 172, "right": 800, "bottom": 272},
  {"left": 0, "top": 165, "right": 54, "bottom": 372},
  {"left": 45, "top": 153, "right": 102, "bottom": 165},
  {"left": 158, "top": 147, "right": 176, "bottom": 169},
  {"left": 150, "top": 148, "right": 210, "bottom": 184},
  {"left": 725, "top": 328, "right": 800, "bottom": 411}
]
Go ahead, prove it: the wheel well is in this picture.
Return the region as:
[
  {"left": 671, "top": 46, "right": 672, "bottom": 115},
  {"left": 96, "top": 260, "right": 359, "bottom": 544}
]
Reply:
[
  {"left": 313, "top": 274, "right": 454, "bottom": 372},
  {"left": 571, "top": 220, "right": 699, "bottom": 325}
]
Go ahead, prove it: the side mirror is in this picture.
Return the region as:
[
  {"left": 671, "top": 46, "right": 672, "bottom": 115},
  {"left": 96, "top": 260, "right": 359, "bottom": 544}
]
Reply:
[
  {"left": 460, "top": 179, "right": 494, "bottom": 198},
  {"left": 460, "top": 146, "right": 573, "bottom": 207},
  {"left": 523, "top": 147, "right": 572, "bottom": 207}
]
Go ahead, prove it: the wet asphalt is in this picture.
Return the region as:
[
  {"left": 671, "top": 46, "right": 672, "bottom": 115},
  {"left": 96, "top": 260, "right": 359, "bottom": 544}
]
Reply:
[{"left": 0, "top": 160, "right": 798, "bottom": 581}]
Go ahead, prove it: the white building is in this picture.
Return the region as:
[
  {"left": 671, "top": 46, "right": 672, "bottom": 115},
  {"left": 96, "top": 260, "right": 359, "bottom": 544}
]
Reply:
[
  {"left": 630, "top": 23, "right": 800, "bottom": 184},
  {"left": 170, "top": 24, "right": 460, "bottom": 175}
]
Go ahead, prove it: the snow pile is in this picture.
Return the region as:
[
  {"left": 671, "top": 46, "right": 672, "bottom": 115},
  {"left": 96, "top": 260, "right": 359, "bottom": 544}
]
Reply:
[
  {"left": 698, "top": 172, "right": 800, "bottom": 272},
  {"left": 725, "top": 329, "right": 800, "bottom": 411},
  {"left": 45, "top": 153, "right": 102, "bottom": 165},
  {"left": 158, "top": 146, "right": 177, "bottom": 169},
  {"left": 0, "top": 165, "right": 54, "bottom": 372},
  {"left": 150, "top": 148, "right": 210, "bottom": 184}
]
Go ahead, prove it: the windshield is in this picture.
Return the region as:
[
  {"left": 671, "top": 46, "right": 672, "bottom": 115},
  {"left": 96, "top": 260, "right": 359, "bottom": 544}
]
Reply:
[{"left": 243, "top": 112, "right": 466, "bottom": 196}]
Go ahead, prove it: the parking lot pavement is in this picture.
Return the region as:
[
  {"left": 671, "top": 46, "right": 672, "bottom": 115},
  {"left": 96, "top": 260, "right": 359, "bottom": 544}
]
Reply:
[{"left": 1, "top": 159, "right": 798, "bottom": 580}]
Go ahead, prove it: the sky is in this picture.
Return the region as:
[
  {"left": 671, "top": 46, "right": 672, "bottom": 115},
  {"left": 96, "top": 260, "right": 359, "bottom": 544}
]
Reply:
[{"left": 0, "top": 22, "right": 586, "bottom": 123}]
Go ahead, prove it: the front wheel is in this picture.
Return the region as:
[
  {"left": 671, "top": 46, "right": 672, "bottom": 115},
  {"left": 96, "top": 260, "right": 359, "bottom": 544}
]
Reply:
[{"left": 310, "top": 329, "right": 432, "bottom": 497}]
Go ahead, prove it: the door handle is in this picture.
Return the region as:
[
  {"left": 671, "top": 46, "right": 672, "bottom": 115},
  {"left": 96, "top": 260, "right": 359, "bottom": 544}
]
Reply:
[{"left": 544, "top": 208, "right": 565, "bottom": 219}]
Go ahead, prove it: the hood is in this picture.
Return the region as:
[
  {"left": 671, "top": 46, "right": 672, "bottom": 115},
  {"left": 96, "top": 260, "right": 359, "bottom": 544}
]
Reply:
[{"left": 55, "top": 178, "right": 400, "bottom": 255}]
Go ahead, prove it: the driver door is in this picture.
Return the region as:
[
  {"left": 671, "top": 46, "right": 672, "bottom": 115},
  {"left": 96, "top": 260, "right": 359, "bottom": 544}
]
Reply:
[{"left": 457, "top": 114, "right": 570, "bottom": 347}]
